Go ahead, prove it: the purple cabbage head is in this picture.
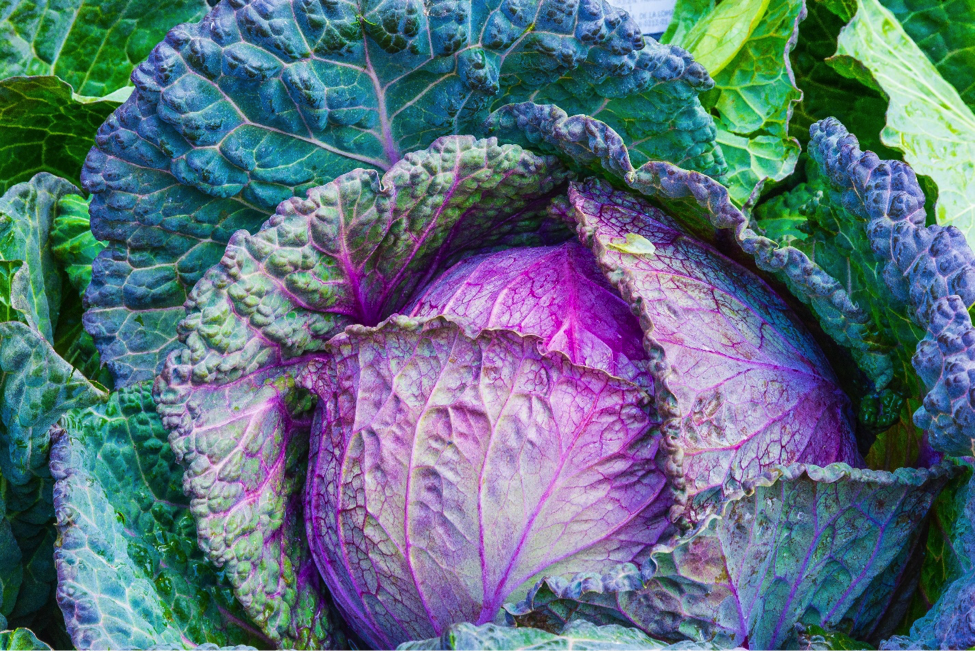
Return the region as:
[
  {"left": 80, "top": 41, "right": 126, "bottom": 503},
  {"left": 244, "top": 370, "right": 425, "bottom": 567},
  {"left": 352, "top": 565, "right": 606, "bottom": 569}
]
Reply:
[{"left": 296, "top": 211, "right": 859, "bottom": 646}]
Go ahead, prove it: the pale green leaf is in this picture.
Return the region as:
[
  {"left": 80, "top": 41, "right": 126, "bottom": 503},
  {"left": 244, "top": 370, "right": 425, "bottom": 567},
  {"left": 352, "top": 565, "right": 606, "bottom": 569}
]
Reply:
[{"left": 835, "top": 0, "right": 975, "bottom": 238}]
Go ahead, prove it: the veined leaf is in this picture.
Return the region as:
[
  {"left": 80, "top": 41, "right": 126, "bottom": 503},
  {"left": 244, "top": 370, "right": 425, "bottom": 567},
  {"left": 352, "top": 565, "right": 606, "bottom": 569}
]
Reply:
[
  {"left": 0, "top": 0, "right": 208, "bottom": 98},
  {"left": 0, "top": 77, "right": 125, "bottom": 194},
  {"left": 834, "top": 0, "right": 975, "bottom": 240}
]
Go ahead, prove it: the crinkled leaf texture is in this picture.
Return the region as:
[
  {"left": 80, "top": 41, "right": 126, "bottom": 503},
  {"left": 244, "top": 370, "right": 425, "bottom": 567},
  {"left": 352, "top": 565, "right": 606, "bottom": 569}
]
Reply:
[
  {"left": 754, "top": 155, "right": 928, "bottom": 468},
  {"left": 50, "top": 195, "right": 105, "bottom": 296},
  {"left": 51, "top": 383, "right": 268, "bottom": 650},
  {"left": 302, "top": 315, "right": 674, "bottom": 649},
  {"left": 806, "top": 118, "right": 975, "bottom": 459},
  {"left": 83, "top": 0, "right": 724, "bottom": 387},
  {"left": 0, "top": 77, "right": 128, "bottom": 194},
  {"left": 881, "top": 462, "right": 975, "bottom": 649},
  {"left": 565, "top": 178, "right": 859, "bottom": 521},
  {"left": 0, "top": 628, "right": 51, "bottom": 650},
  {"left": 154, "top": 136, "right": 573, "bottom": 648},
  {"left": 397, "top": 619, "right": 719, "bottom": 650},
  {"left": 0, "top": 174, "right": 108, "bottom": 633},
  {"left": 405, "top": 241, "right": 652, "bottom": 389},
  {"left": 486, "top": 101, "right": 893, "bottom": 390},
  {"left": 508, "top": 462, "right": 957, "bottom": 649},
  {"left": 0, "top": 0, "right": 209, "bottom": 98}
]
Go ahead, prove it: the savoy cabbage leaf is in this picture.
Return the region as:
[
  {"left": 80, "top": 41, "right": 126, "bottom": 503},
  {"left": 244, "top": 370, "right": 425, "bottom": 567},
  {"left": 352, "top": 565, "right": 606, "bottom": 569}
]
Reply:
[
  {"left": 81, "top": 0, "right": 724, "bottom": 387},
  {"left": 405, "top": 241, "right": 652, "bottom": 389},
  {"left": 566, "top": 178, "right": 860, "bottom": 519},
  {"left": 833, "top": 0, "right": 975, "bottom": 240},
  {"left": 50, "top": 383, "right": 269, "bottom": 650},
  {"left": 302, "top": 315, "right": 674, "bottom": 649},
  {"left": 0, "top": 0, "right": 209, "bottom": 98},
  {"left": 878, "top": 0, "right": 975, "bottom": 114},
  {"left": 508, "top": 462, "right": 957, "bottom": 649},
  {"left": 398, "top": 619, "right": 716, "bottom": 650},
  {"left": 666, "top": 0, "right": 806, "bottom": 203},
  {"left": 0, "top": 628, "right": 51, "bottom": 650},
  {"left": 487, "top": 102, "right": 892, "bottom": 393},
  {"left": 154, "top": 136, "right": 574, "bottom": 647},
  {"left": 0, "top": 77, "right": 127, "bottom": 194},
  {"left": 881, "top": 461, "right": 975, "bottom": 649}
]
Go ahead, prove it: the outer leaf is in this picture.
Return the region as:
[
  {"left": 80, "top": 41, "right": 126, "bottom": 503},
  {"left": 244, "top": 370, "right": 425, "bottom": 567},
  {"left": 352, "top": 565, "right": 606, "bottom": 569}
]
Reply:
[
  {"left": 82, "top": 0, "right": 723, "bottom": 387},
  {"left": 567, "top": 178, "right": 859, "bottom": 520},
  {"left": 754, "top": 158, "right": 927, "bottom": 467},
  {"left": 808, "top": 118, "right": 975, "bottom": 458},
  {"left": 405, "top": 241, "right": 652, "bottom": 388},
  {"left": 50, "top": 194, "right": 105, "bottom": 295},
  {"left": 0, "top": 321, "right": 106, "bottom": 491},
  {"left": 897, "top": 461, "right": 973, "bottom": 636},
  {"left": 172, "top": 136, "right": 569, "bottom": 388},
  {"left": 50, "top": 383, "right": 268, "bottom": 650},
  {"left": 878, "top": 0, "right": 975, "bottom": 113},
  {"left": 0, "top": 261, "right": 23, "bottom": 323},
  {"left": 789, "top": 0, "right": 895, "bottom": 157},
  {"left": 302, "top": 316, "right": 674, "bottom": 649},
  {"left": 398, "top": 619, "right": 713, "bottom": 650},
  {"left": 666, "top": 0, "right": 805, "bottom": 202},
  {"left": 486, "top": 103, "right": 892, "bottom": 391},
  {"left": 0, "top": 173, "right": 78, "bottom": 340},
  {"left": 155, "top": 358, "right": 340, "bottom": 649},
  {"left": 0, "top": 481, "right": 23, "bottom": 630},
  {"left": 0, "top": 0, "right": 209, "bottom": 98},
  {"left": 881, "top": 467, "right": 975, "bottom": 649},
  {"left": 0, "top": 321, "right": 106, "bottom": 630},
  {"left": 0, "top": 77, "right": 125, "bottom": 194},
  {"left": 0, "top": 628, "right": 51, "bottom": 650},
  {"left": 509, "top": 462, "right": 957, "bottom": 649},
  {"left": 834, "top": 0, "right": 975, "bottom": 239}
]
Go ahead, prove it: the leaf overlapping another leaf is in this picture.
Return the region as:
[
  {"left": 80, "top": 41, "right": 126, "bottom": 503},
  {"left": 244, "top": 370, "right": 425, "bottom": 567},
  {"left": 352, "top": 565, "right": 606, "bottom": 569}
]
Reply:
[
  {"left": 82, "top": 0, "right": 724, "bottom": 387},
  {"left": 486, "top": 102, "right": 892, "bottom": 392},
  {"left": 0, "top": 0, "right": 210, "bottom": 98},
  {"left": 808, "top": 118, "right": 975, "bottom": 458},
  {"left": 566, "top": 178, "right": 860, "bottom": 522},
  {"left": 51, "top": 383, "right": 268, "bottom": 650},
  {"left": 398, "top": 619, "right": 720, "bottom": 650},
  {"left": 0, "top": 77, "right": 128, "bottom": 195},
  {"left": 155, "top": 135, "right": 575, "bottom": 647},
  {"left": 508, "top": 462, "right": 957, "bottom": 649},
  {"left": 302, "top": 315, "right": 674, "bottom": 649},
  {"left": 833, "top": 0, "right": 975, "bottom": 241}
]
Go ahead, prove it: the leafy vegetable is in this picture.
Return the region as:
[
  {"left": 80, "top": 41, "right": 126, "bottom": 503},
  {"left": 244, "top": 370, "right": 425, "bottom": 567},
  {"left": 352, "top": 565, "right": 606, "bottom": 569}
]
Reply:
[
  {"left": 566, "top": 178, "right": 860, "bottom": 518},
  {"left": 833, "top": 0, "right": 975, "bottom": 239},
  {"left": 881, "top": 461, "right": 975, "bottom": 649},
  {"left": 0, "top": 628, "right": 51, "bottom": 650},
  {"left": 51, "top": 384, "right": 268, "bottom": 649},
  {"left": 303, "top": 315, "right": 674, "bottom": 649},
  {"left": 0, "top": 0, "right": 209, "bottom": 97},
  {"left": 398, "top": 619, "right": 711, "bottom": 650},
  {"left": 0, "top": 77, "right": 127, "bottom": 194},
  {"left": 667, "top": 0, "right": 806, "bottom": 202},
  {"left": 82, "top": 0, "right": 723, "bottom": 387},
  {"left": 405, "top": 241, "right": 652, "bottom": 387},
  {"left": 508, "top": 462, "right": 957, "bottom": 648}
]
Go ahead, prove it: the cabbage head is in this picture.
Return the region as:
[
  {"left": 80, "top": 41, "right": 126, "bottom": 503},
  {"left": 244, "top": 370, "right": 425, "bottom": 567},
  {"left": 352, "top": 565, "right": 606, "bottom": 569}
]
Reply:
[{"left": 17, "top": 0, "right": 971, "bottom": 648}]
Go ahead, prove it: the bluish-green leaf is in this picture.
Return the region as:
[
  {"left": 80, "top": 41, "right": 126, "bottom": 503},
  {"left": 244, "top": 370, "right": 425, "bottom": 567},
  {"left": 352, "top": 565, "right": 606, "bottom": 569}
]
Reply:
[
  {"left": 51, "top": 383, "right": 269, "bottom": 650},
  {"left": 80, "top": 0, "right": 725, "bottom": 387}
]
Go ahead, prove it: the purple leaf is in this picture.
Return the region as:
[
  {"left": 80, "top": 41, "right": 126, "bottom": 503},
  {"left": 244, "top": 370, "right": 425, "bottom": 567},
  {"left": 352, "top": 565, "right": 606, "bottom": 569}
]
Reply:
[
  {"left": 301, "top": 316, "right": 676, "bottom": 649},
  {"left": 567, "top": 178, "right": 861, "bottom": 521}
]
